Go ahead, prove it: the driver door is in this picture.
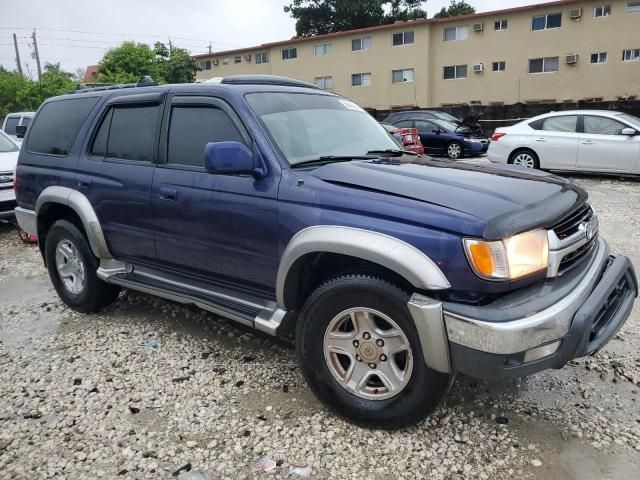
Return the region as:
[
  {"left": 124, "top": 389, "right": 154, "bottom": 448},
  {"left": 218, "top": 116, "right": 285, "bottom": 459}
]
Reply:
[{"left": 577, "top": 115, "right": 640, "bottom": 173}]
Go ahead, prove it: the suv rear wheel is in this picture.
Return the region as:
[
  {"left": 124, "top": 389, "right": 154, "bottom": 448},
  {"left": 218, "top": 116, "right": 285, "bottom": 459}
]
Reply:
[
  {"left": 296, "top": 275, "right": 450, "bottom": 429},
  {"left": 45, "top": 219, "right": 120, "bottom": 313}
]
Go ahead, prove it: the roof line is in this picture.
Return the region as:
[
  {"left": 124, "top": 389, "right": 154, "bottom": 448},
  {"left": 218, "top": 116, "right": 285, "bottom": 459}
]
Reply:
[{"left": 193, "top": 0, "right": 581, "bottom": 59}]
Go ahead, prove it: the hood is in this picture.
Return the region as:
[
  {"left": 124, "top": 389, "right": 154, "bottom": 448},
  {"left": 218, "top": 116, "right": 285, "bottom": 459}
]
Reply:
[
  {"left": 0, "top": 150, "right": 19, "bottom": 173},
  {"left": 311, "top": 157, "right": 587, "bottom": 240}
]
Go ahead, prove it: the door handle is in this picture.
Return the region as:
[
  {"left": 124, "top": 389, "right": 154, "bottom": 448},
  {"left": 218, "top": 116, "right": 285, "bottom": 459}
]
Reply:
[
  {"left": 159, "top": 188, "right": 177, "bottom": 201},
  {"left": 77, "top": 175, "right": 92, "bottom": 188},
  {"left": 534, "top": 138, "right": 547, "bottom": 143},
  {"left": 581, "top": 141, "right": 595, "bottom": 145}
]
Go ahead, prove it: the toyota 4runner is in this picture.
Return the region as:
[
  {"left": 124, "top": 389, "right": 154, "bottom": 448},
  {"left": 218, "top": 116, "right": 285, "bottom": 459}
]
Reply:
[{"left": 14, "top": 76, "right": 637, "bottom": 429}]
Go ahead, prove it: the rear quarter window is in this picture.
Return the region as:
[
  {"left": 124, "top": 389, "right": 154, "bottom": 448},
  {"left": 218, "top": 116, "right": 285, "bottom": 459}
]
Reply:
[
  {"left": 27, "top": 97, "right": 99, "bottom": 156},
  {"left": 3, "top": 117, "right": 19, "bottom": 135}
]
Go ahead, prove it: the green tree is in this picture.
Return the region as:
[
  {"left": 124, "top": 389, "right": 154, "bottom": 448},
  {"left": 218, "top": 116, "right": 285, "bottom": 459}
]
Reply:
[
  {"left": 0, "top": 67, "right": 31, "bottom": 116},
  {"left": 154, "top": 42, "right": 199, "bottom": 84},
  {"left": 284, "top": 0, "right": 426, "bottom": 37},
  {"left": 98, "top": 41, "right": 158, "bottom": 83},
  {"left": 433, "top": 0, "right": 475, "bottom": 19},
  {"left": 16, "top": 63, "right": 76, "bottom": 110}
]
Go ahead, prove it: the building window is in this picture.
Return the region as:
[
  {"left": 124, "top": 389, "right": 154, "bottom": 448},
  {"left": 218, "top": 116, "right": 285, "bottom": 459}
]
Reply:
[
  {"left": 594, "top": 5, "right": 611, "bottom": 17},
  {"left": 392, "top": 31, "right": 414, "bottom": 46},
  {"left": 314, "top": 43, "right": 331, "bottom": 56},
  {"left": 528, "top": 56, "right": 560, "bottom": 73},
  {"left": 199, "top": 60, "right": 212, "bottom": 71},
  {"left": 255, "top": 52, "right": 268, "bottom": 64},
  {"left": 392, "top": 68, "right": 414, "bottom": 83},
  {"left": 492, "top": 61, "right": 506, "bottom": 72},
  {"left": 351, "top": 72, "right": 372, "bottom": 86},
  {"left": 223, "top": 57, "right": 230, "bottom": 65},
  {"left": 532, "top": 12, "right": 562, "bottom": 30},
  {"left": 590, "top": 52, "right": 607, "bottom": 64},
  {"left": 627, "top": 2, "right": 640, "bottom": 13},
  {"left": 622, "top": 48, "right": 640, "bottom": 61},
  {"left": 314, "top": 76, "right": 333, "bottom": 89},
  {"left": 234, "top": 55, "right": 241, "bottom": 64},
  {"left": 443, "top": 26, "right": 469, "bottom": 41},
  {"left": 494, "top": 19, "right": 508, "bottom": 31},
  {"left": 443, "top": 65, "right": 468, "bottom": 79},
  {"left": 352, "top": 37, "right": 372, "bottom": 51},
  {"left": 281, "top": 47, "right": 297, "bottom": 60}
]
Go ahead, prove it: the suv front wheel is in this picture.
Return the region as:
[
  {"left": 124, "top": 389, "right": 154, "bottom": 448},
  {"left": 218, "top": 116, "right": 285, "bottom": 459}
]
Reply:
[
  {"left": 296, "top": 275, "right": 450, "bottom": 429},
  {"left": 45, "top": 219, "right": 120, "bottom": 313}
]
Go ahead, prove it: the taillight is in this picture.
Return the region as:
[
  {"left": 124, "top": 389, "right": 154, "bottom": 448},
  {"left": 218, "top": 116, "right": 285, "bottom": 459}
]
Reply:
[
  {"left": 13, "top": 166, "right": 18, "bottom": 197},
  {"left": 491, "top": 132, "right": 507, "bottom": 142}
]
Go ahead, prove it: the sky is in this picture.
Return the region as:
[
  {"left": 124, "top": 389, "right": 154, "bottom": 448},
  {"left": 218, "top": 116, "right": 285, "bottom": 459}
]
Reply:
[{"left": 1, "top": 0, "right": 542, "bottom": 78}]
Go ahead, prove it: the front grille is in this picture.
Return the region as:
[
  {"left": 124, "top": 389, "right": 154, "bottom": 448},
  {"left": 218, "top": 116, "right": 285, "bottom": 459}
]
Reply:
[
  {"left": 553, "top": 204, "right": 593, "bottom": 239},
  {"left": 0, "top": 171, "right": 13, "bottom": 191},
  {"left": 0, "top": 199, "right": 16, "bottom": 212},
  {"left": 558, "top": 234, "right": 598, "bottom": 273}
]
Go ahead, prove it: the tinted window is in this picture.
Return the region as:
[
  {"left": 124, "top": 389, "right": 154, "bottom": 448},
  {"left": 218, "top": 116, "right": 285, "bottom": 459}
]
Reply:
[
  {"left": 414, "top": 120, "right": 437, "bottom": 132},
  {"left": 90, "top": 109, "right": 112, "bottom": 157},
  {"left": 107, "top": 105, "right": 159, "bottom": 162},
  {"left": 28, "top": 97, "right": 99, "bottom": 156},
  {"left": 583, "top": 116, "right": 626, "bottom": 135},
  {"left": 393, "top": 120, "right": 413, "bottom": 128},
  {"left": 541, "top": 116, "right": 578, "bottom": 132},
  {"left": 21, "top": 117, "right": 31, "bottom": 127},
  {"left": 3, "top": 117, "right": 19, "bottom": 135},
  {"left": 167, "top": 106, "right": 244, "bottom": 167}
]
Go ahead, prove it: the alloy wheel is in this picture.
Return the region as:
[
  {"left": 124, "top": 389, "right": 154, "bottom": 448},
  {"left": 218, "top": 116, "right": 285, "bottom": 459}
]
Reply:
[
  {"left": 512, "top": 152, "right": 536, "bottom": 168},
  {"left": 447, "top": 143, "right": 462, "bottom": 159},
  {"left": 55, "top": 239, "right": 86, "bottom": 294},
  {"left": 323, "top": 307, "right": 413, "bottom": 400}
]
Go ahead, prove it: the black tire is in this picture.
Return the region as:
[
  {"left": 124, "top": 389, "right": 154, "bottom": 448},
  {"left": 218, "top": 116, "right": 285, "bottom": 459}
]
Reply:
[
  {"left": 446, "top": 141, "right": 464, "bottom": 160},
  {"left": 296, "top": 275, "right": 450, "bottom": 429},
  {"left": 508, "top": 149, "right": 540, "bottom": 169},
  {"left": 45, "top": 219, "right": 120, "bottom": 313}
]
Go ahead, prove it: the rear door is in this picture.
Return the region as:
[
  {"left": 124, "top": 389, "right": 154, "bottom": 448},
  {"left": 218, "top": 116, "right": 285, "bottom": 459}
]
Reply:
[
  {"left": 529, "top": 115, "right": 580, "bottom": 169},
  {"left": 76, "top": 93, "right": 163, "bottom": 263},
  {"left": 577, "top": 115, "right": 640, "bottom": 173},
  {"left": 151, "top": 95, "right": 280, "bottom": 294}
]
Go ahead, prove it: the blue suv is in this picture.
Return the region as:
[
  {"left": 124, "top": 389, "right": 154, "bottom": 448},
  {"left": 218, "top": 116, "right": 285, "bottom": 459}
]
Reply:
[{"left": 14, "top": 76, "right": 637, "bottom": 429}]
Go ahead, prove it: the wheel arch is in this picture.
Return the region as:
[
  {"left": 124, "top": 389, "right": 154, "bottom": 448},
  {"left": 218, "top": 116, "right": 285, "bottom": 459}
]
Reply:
[
  {"left": 36, "top": 186, "right": 112, "bottom": 259},
  {"left": 276, "top": 226, "right": 450, "bottom": 310}
]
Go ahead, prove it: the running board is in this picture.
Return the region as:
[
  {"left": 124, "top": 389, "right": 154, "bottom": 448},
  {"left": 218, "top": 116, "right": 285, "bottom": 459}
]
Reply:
[{"left": 97, "top": 260, "right": 286, "bottom": 335}]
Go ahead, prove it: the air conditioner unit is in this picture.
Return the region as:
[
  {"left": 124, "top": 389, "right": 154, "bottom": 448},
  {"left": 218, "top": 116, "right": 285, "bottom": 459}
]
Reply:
[
  {"left": 212, "top": 58, "right": 219, "bottom": 65},
  {"left": 569, "top": 8, "right": 582, "bottom": 19},
  {"left": 244, "top": 53, "right": 252, "bottom": 61},
  {"left": 473, "top": 63, "right": 484, "bottom": 73},
  {"left": 473, "top": 22, "right": 483, "bottom": 32},
  {"left": 565, "top": 53, "right": 578, "bottom": 64}
]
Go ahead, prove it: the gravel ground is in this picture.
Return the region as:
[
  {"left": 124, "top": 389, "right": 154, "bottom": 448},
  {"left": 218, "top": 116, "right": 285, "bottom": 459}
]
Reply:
[{"left": 1, "top": 174, "right": 639, "bottom": 479}]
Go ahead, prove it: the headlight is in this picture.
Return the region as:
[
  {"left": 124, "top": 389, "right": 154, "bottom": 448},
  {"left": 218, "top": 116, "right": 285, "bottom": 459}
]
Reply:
[
  {"left": 467, "top": 138, "right": 481, "bottom": 143},
  {"left": 463, "top": 229, "right": 548, "bottom": 280}
]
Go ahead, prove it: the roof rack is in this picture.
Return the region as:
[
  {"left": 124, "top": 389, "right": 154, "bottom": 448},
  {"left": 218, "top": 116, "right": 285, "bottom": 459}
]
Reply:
[
  {"left": 69, "top": 76, "right": 158, "bottom": 94},
  {"left": 220, "top": 75, "right": 320, "bottom": 90}
]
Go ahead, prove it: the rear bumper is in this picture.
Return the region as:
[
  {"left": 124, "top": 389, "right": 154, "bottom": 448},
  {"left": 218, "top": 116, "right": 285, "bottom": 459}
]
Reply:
[
  {"left": 408, "top": 238, "right": 637, "bottom": 380},
  {"left": 14, "top": 206, "right": 37, "bottom": 234}
]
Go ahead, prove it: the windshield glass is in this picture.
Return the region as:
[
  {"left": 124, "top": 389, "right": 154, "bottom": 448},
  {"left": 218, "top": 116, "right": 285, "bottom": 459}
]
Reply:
[
  {"left": 432, "top": 119, "right": 458, "bottom": 131},
  {"left": 0, "top": 131, "right": 18, "bottom": 153},
  {"left": 432, "top": 111, "right": 459, "bottom": 123},
  {"left": 617, "top": 113, "right": 640, "bottom": 129},
  {"left": 246, "top": 93, "right": 400, "bottom": 165}
]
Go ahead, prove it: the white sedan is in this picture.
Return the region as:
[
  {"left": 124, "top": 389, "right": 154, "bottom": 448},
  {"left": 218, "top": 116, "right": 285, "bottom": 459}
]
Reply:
[
  {"left": 488, "top": 110, "right": 640, "bottom": 174},
  {"left": 0, "top": 129, "right": 20, "bottom": 219}
]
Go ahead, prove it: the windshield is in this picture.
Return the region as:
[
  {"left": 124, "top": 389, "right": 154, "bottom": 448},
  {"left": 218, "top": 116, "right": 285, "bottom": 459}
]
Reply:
[
  {"left": 246, "top": 92, "right": 400, "bottom": 165},
  {"left": 617, "top": 113, "right": 640, "bottom": 129},
  {"left": 432, "top": 119, "right": 458, "bottom": 131},
  {"left": 0, "top": 130, "right": 18, "bottom": 153},
  {"left": 432, "top": 111, "right": 459, "bottom": 123}
]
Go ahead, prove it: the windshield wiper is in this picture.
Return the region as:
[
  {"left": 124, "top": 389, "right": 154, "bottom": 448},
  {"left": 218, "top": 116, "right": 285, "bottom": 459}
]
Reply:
[
  {"left": 291, "top": 155, "right": 376, "bottom": 169},
  {"left": 366, "top": 149, "right": 417, "bottom": 157}
]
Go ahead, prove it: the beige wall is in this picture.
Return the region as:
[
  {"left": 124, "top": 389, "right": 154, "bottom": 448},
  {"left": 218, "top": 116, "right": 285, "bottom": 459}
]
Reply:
[{"left": 194, "top": 0, "right": 640, "bottom": 109}]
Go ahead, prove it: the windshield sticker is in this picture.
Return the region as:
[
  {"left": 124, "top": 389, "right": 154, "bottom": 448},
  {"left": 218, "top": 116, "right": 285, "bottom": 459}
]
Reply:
[{"left": 339, "top": 99, "right": 365, "bottom": 112}]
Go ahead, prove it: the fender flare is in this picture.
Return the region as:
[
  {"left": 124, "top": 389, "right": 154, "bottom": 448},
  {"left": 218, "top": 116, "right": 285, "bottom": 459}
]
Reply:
[
  {"left": 276, "top": 225, "right": 450, "bottom": 308},
  {"left": 36, "top": 186, "right": 112, "bottom": 259}
]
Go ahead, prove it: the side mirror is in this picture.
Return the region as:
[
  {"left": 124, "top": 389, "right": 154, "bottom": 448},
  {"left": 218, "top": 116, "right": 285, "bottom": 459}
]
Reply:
[
  {"left": 432, "top": 129, "right": 440, "bottom": 135},
  {"left": 204, "top": 141, "right": 265, "bottom": 178},
  {"left": 15, "top": 125, "right": 27, "bottom": 139},
  {"left": 621, "top": 127, "right": 637, "bottom": 136}
]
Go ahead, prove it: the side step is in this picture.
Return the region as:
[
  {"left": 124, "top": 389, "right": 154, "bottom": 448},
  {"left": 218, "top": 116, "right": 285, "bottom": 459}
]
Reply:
[{"left": 97, "top": 260, "right": 286, "bottom": 335}]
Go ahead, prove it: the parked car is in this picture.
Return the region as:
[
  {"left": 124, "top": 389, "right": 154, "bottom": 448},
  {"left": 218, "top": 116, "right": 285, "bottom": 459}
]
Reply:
[
  {"left": 387, "top": 117, "right": 489, "bottom": 159},
  {"left": 488, "top": 110, "right": 640, "bottom": 174},
  {"left": 380, "top": 123, "right": 424, "bottom": 154},
  {"left": 0, "top": 129, "right": 19, "bottom": 219},
  {"left": 14, "top": 76, "right": 637, "bottom": 429},
  {"left": 384, "top": 109, "right": 460, "bottom": 125},
  {"left": 2, "top": 112, "right": 34, "bottom": 143}
]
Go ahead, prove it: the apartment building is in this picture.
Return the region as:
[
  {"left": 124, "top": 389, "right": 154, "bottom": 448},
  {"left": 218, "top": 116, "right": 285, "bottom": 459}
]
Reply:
[{"left": 193, "top": 0, "right": 640, "bottom": 109}]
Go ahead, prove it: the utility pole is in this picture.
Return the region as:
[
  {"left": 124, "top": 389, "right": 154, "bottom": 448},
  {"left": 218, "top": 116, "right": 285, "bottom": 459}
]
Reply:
[
  {"left": 32, "top": 29, "right": 42, "bottom": 80},
  {"left": 12, "top": 33, "right": 23, "bottom": 75},
  {"left": 208, "top": 42, "right": 212, "bottom": 54},
  {"left": 168, "top": 38, "right": 173, "bottom": 55}
]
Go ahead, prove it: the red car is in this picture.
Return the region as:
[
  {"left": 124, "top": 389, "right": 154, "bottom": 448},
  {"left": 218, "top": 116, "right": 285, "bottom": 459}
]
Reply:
[{"left": 381, "top": 123, "right": 424, "bottom": 154}]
